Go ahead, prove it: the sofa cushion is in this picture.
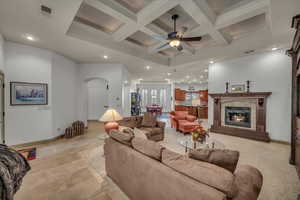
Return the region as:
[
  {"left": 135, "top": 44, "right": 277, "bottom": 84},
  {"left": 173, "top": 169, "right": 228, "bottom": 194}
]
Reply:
[
  {"left": 141, "top": 112, "right": 157, "bottom": 127},
  {"left": 136, "top": 116, "right": 143, "bottom": 128},
  {"left": 123, "top": 127, "right": 135, "bottom": 135},
  {"left": 232, "top": 165, "right": 263, "bottom": 200},
  {"left": 162, "top": 149, "right": 237, "bottom": 198},
  {"left": 140, "top": 127, "right": 162, "bottom": 136},
  {"left": 132, "top": 137, "right": 165, "bottom": 161},
  {"left": 108, "top": 129, "right": 134, "bottom": 146},
  {"left": 133, "top": 128, "right": 148, "bottom": 140},
  {"left": 186, "top": 115, "right": 196, "bottom": 122},
  {"left": 118, "top": 117, "right": 138, "bottom": 128},
  {"left": 189, "top": 149, "right": 239, "bottom": 173}
]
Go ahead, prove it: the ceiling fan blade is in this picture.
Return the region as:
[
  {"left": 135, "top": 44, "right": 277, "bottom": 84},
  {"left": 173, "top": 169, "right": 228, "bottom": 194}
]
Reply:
[
  {"left": 180, "top": 37, "right": 202, "bottom": 42},
  {"left": 156, "top": 42, "right": 170, "bottom": 50},
  {"left": 168, "top": 31, "right": 177, "bottom": 39},
  {"left": 152, "top": 34, "right": 168, "bottom": 40}
]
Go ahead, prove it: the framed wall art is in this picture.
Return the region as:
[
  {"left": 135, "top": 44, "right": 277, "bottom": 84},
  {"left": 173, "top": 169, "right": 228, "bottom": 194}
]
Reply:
[
  {"left": 10, "top": 82, "right": 48, "bottom": 105},
  {"left": 230, "top": 84, "right": 245, "bottom": 93}
]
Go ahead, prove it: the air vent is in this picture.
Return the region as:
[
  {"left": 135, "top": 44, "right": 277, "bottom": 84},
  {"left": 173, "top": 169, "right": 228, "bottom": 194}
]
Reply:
[
  {"left": 244, "top": 50, "right": 255, "bottom": 54},
  {"left": 41, "top": 5, "right": 52, "bottom": 15}
]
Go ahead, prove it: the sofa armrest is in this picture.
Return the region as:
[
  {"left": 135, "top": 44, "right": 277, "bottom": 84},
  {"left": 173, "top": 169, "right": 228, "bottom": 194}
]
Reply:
[
  {"left": 157, "top": 121, "right": 166, "bottom": 129},
  {"left": 186, "top": 115, "right": 197, "bottom": 122},
  {"left": 232, "top": 165, "right": 263, "bottom": 200}
]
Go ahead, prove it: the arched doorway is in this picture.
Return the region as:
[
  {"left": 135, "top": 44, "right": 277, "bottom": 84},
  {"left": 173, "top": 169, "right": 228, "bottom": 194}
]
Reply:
[{"left": 86, "top": 78, "right": 108, "bottom": 120}]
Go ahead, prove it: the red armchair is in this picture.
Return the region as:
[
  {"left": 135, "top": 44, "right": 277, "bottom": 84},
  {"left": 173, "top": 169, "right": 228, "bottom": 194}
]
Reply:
[{"left": 170, "top": 111, "right": 200, "bottom": 134}]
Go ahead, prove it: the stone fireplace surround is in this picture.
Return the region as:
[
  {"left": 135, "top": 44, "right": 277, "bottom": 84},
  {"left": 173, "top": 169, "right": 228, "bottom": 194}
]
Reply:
[{"left": 209, "top": 92, "right": 272, "bottom": 142}]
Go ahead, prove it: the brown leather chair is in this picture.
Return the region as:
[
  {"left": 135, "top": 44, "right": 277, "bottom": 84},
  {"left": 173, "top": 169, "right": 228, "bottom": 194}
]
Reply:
[
  {"left": 118, "top": 116, "right": 165, "bottom": 142},
  {"left": 170, "top": 111, "right": 200, "bottom": 134}
]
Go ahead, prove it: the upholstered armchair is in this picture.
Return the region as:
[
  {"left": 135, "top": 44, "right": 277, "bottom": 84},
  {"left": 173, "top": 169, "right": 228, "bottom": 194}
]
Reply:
[
  {"left": 118, "top": 114, "right": 166, "bottom": 142},
  {"left": 170, "top": 111, "right": 200, "bottom": 134}
]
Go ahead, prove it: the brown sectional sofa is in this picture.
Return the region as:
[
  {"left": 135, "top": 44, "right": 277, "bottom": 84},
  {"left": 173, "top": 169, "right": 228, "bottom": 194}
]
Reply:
[
  {"left": 104, "top": 133, "right": 263, "bottom": 200},
  {"left": 118, "top": 115, "right": 165, "bottom": 142}
]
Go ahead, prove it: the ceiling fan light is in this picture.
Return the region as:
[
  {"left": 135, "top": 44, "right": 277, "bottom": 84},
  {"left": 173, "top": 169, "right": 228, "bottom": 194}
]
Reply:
[{"left": 169, "top": 39, "right": 180, "bottom": 47}]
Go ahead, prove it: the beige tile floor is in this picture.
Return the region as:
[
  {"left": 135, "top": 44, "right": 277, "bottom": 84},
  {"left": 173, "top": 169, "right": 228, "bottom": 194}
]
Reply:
[{"left": 14, "top": 120, "right": 300, "bottom": 200}]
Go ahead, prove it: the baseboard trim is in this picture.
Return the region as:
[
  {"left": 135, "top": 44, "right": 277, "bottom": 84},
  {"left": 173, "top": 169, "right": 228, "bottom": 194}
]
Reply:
[
  {"left": 9, "top": 135, "right": 63, "bottom": 149},
  {"left": 270, "top": 139, "right": 290, "bottom": 145}
]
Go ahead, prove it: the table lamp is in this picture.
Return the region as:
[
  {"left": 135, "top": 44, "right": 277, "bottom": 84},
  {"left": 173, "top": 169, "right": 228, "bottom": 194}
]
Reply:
[{"left": 99, "top": 108, "right": 123, "bottom": 133}]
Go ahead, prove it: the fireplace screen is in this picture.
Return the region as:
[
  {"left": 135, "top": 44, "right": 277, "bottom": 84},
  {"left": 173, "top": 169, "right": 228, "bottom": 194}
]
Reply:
[{"left": 225, "top": 106, "right": 251, "bottom": 128}]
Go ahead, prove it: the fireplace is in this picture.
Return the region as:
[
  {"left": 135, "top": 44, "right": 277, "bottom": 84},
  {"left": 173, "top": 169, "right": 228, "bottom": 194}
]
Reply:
[
  {"left": 225, "top": 106, "right": 251, "bottom": 128},
  {"left": 209, "top": 92, "right": 271, "bottom": 142}
]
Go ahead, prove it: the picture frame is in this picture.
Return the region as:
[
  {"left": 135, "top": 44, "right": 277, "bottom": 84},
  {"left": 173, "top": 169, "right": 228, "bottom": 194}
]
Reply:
[
  {"left": 230, "top": 84, "right": 245, "bottom": 93},
  {"left": 10, "top": 82, "right": 48, "bottom": 105}
]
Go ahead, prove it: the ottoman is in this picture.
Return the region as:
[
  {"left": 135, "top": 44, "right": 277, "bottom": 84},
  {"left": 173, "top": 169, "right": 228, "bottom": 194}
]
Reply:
[{"left": 178, "top": 120, "right": 201, "bottom": 134}]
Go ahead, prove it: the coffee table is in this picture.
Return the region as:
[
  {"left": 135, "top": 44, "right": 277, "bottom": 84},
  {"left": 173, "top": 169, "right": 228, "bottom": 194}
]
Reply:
[{"left": 177, "top": 137, "right": 225, "bottom": 153}]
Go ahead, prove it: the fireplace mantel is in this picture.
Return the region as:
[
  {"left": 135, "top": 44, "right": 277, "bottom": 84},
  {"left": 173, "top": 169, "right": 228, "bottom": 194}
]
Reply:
[
  {"left": 209, "top": 92, "right": 271, "bottom": 142},
  {"left": 209, "top": 92, "right": 272, "bottom": 98}
]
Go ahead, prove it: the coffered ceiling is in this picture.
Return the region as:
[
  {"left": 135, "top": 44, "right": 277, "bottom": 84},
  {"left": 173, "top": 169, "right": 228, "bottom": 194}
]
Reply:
[{"left": 0, "top": 0, "right": 299, "bottom": 81}]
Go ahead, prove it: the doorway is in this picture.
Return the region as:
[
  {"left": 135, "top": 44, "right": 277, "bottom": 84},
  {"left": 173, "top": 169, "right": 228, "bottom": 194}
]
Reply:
[
  {"left": 0, "top": 72, "right": 4, "bottom": 144},
  {"left": 87, "top": 78, "right": 108, "bottom": 120}
]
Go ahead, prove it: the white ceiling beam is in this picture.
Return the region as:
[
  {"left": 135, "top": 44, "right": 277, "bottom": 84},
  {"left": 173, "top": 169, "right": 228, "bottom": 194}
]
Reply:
[
  {"left": 85, "top": 0, "right": 139, "bottom": 41},
  {"left": 180, "top": 0, "right": 230, "bottom": 45},
  {"left": 145, "top": 23, "right": 168, "bottom": 38},
  {"left": 215, "top": 0, "right": 269, "bottom": 29},
  {"left": 84, "top": 0, "right": 136, "bottom": 22},
  {"left": 137, "top": 0, "right": 180, "bottom": 25}
]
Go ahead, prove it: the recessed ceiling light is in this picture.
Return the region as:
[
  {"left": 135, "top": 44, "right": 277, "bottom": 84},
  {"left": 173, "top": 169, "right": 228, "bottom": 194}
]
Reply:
[
  {"left": 167, "top": 72, "right": 171, "bottom": 76},
  {"left": 25, "top": 35, "right": 35, "bottom": 41},
  {"left": 139, "top": 78, "right": 143, "bottom": 81},
  {"left": 186, "top": 75, "right": 190, "bottom": 79},
  {"left": 200, "top": 75, "right": 204, "bottom": 79},
  {"left": 204, "top": 69, "right": 208, "bottom": 73},
  {"left": 145, "top": 66, "right": 151, "bottom": 70},
  {"left": 124, "top": 80, "right": 128, "bottom": 84},
  {"left": 103, "top": 55, "right": 108, "bottom": 59},
  {"left": 210, "top": 61, "right": 214, "bottom": 64},
  {"left": 272, "top": 47, "right": 278, "bottom": 51}
]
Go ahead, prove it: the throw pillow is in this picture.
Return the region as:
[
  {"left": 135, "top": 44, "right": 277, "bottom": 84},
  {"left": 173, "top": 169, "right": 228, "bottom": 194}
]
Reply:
[
  {"left": 108, "top": 129, "right": 134, "bottom": 146},
  {"left": 131, "top": 137, "right": 165, "bottom": 161},
  {"left": 188, "top": 149, "right": 239, "bottom": 173},
  {"left": 141, "top": 112, "right": 157, "bottom": 127}
]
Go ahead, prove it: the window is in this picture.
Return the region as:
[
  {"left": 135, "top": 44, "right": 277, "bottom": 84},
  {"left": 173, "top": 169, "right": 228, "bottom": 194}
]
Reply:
[{"left": 151, "top": 89, "right": 158, "bottom": 105}]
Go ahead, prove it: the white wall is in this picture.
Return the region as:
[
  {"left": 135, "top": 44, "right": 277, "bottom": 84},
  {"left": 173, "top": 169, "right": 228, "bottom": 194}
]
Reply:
[
  {"left": 122, "top": 67, "right": 132, "bottom": 117},
  {"left": 174, "top": 83, "right": 208, "bottom": 91},
  {"left": 208, "top": 50, "right": 292, "bottom": 142},
  {"left": 0, "top": 34, "right": 4, "bottom": 72},
  {"left": 77, "top": 64, "right": 124, "bottom": 125},
  {"left": 4, "top": 42, "right": 80, "bottom": 145},
  {"left": 5, "top": 42, "right": 53, "bottom": 145},
  {"left": 51, "top": 53, "right": 79, "bottom": 137}
]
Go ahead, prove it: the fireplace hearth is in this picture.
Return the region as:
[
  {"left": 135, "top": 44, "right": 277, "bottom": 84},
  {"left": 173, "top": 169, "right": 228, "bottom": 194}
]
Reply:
[{"left": 225, "top": 106, "right": 251, "bottom": 128}]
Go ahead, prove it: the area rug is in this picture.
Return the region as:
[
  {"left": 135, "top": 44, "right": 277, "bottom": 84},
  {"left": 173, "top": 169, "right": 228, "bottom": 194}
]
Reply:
[{"left": 17, "top": 147, "right": 37, "bottom": 161}]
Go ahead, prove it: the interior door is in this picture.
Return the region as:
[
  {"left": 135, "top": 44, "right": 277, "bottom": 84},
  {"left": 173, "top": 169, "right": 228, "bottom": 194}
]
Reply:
[
  {"left": 87, "top": 79, "right": 108, "bottom": 120},
  {"left": 0, "top": 73, "right": 4, "bottom": 144},
  {"left": 296, "top": 116, "right": 300, "bottom": 173}
]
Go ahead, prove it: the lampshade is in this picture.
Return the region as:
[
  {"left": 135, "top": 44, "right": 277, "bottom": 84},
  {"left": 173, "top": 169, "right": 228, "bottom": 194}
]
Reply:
[{"left": 99, "top": 108, "right": 123, "bottom": 122}]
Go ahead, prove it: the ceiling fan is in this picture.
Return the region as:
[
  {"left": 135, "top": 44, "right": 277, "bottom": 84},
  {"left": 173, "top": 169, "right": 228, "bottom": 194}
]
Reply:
[{"left": 154, "top": 14, "right": 202, "bottom": 52}]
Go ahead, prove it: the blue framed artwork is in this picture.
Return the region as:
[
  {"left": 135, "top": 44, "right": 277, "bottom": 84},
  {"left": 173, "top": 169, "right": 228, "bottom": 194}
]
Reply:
[{"left": 10, "top": 82, "right": 48, "bottom": 105}]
